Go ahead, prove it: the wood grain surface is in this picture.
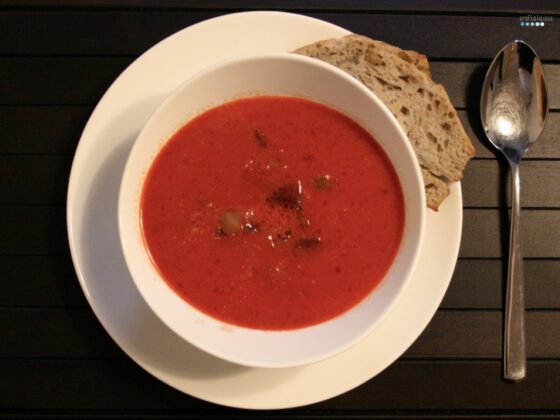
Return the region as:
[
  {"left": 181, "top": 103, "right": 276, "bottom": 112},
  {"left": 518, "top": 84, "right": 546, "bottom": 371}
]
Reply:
[{"left": 1, "top": 2, "right": 559, "bottom": 418}]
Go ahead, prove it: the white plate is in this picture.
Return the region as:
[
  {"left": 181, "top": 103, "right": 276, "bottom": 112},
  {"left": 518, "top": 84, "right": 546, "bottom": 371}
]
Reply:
[{"left": 67, "top": 11, "right": 462, "bottom": 410}]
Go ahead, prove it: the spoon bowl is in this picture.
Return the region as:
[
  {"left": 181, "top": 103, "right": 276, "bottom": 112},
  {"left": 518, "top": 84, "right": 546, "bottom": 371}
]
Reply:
[
  {"left": 480, "top": 40, "right": 548, "bottom": 382},
  {"left": 481, "top": 40, "right": 548, "bottom": 163}
]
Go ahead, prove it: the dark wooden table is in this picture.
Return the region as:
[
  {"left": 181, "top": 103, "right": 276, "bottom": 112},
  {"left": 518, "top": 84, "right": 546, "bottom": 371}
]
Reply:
[{"left": 2, "top": 1, "right": 560, "bottom": 418}]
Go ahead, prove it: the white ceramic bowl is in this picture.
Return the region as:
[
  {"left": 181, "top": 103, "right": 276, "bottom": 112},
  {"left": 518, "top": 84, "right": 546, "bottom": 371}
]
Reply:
[{"left": 118, "top": 53, "right": 425, "bottom": 368}]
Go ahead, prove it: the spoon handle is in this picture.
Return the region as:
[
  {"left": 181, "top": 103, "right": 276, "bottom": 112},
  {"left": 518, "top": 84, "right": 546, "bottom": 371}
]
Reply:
[{"left": 504, "top": 163, "right": 526, "bottom": 381}]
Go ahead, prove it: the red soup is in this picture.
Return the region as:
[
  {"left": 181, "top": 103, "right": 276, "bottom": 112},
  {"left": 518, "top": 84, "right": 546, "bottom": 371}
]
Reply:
[{"left": 141, "top": 96, "right": 404, "bottom": 330}]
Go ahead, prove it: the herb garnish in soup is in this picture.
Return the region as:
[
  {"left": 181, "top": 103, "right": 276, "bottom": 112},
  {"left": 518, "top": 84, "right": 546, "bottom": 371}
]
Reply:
[{"left": 140, "top": 96, "right": 404, "bottom": 330}]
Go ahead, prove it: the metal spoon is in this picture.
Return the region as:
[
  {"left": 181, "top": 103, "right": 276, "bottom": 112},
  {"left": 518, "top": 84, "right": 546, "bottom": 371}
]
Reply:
[{"left": 480, "top": 40, "right": 548, "bottom": 382}]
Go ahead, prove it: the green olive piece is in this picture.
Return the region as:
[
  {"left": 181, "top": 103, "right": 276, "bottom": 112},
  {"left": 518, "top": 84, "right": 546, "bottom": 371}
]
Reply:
[
  {"left": 314, "top": 175, "right": 332, "bottom": 190},
  {"left": 218, "top": 209, "right": 244, "bottom": 235}
]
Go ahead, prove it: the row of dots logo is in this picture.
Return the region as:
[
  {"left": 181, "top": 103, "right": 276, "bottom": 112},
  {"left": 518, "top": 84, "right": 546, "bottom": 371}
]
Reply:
[{"left": 520, "top": 21, "right": 546, "bottom": 27}]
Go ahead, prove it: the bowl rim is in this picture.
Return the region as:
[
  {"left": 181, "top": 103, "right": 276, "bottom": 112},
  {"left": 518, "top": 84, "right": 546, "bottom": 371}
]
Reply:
[{"left": 118, "top": 52, "right": 426, "bottom": 368}]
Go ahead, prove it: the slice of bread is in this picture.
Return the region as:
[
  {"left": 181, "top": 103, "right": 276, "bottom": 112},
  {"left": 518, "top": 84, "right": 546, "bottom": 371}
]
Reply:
[{"left": 294, "top": 34, "right": 475, "bottom": 210}]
